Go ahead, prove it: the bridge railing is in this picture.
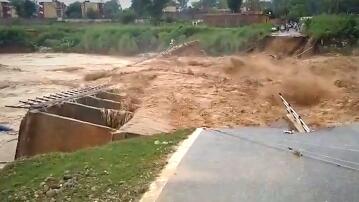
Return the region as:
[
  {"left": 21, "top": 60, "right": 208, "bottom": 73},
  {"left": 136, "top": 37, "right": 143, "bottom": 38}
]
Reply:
[{"left": 279, "top": 93, "right": 311, "bottom": 133}]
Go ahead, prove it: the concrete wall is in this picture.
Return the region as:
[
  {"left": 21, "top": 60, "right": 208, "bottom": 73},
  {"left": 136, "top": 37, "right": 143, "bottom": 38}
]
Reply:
[
  {"left": 163, "top": 10, "right": 208, "bottom": 21},
  {"left": 15, "top": 111, "right": 114, "bottom": 159},
  {"left": 46, "top": 102, "right": 107, "bottom": 127},
  {"left": 76, "top": 96, "right": 123, "bottom": 110},
  {"left": 46, "top": 102, "right": 133, "bottom": 129},
  {"left": 202, "top": 13, "right": 269, "bottom": 27}
]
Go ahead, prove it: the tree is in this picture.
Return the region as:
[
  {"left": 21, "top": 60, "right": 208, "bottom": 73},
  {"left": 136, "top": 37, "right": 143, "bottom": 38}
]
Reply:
[
  {"left": 10, "top": 0, "right": 36, "bottom": 18},
  {"left": 218, "top": 0, "right": 228, "bottom": 9},
  {"left": 104, "top": 0, "right": 121, "bottom": 19},
  {"left": 202, "top": 0, "right": 217, "bottom": 9},
  {"left": 327, "top": 0, "right": 359, "bottom": 14},
  {"left": 191, "top": 1, "right": 201, "bottom": 9},
  {"left": 148, "top": 0, "right": 169, "bottom": 22},
  {"left": 131, "top": 0, "right": 169, "bottom": 22},
  {"left": 341, "top": 0, "right": 359, "bottom": 14},
  {"left": 131, "top": 0, "right": 151, "bottom": 17},
  {"left": 287, "top": 0, "right": 310, "bottom": 19},
  {"left": 246, "top": 0, "right": 260, "bottom": 12},
  {"left": 66, "top": 2, "right": 82, "bottom": 18},
  {"left": 271, "top": 0, "right": 359, "bottom": 18},
  {"left": 190, "top": 0, "right": 218, "bottom": 10},
  {"left": 227, "top": 0, "right": 242, "bottom": 13},
  {"left": 178, "top": 0, "right": 189, "bottom": 9},
  {"left": 119, "top": 9, "right": 136, "bottom": 24},
  {"left": 271, "top": 0, "right": 289, "bottom": 17}
]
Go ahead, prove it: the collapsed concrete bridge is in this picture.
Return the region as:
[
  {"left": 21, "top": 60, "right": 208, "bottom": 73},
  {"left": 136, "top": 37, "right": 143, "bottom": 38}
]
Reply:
[
  {"left": 8, "top": 85, "right": 136, "bottom": 159},
  {"left": 5, "top": 41, "right": 206, "bottom": 160}
]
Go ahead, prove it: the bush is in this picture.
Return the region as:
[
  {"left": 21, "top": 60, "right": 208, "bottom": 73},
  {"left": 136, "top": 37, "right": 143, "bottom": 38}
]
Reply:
[
  {"left": 0, "top": 28, "right": 32, "bottom": 47},
  {"left": 119, "top": 9, "right": 136, "bottom": 24}
]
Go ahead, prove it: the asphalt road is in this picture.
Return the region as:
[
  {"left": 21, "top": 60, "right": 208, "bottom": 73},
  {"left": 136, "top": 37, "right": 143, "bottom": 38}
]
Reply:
[{"left": 157, "top": 125, "right": 359, "bottom": 202}]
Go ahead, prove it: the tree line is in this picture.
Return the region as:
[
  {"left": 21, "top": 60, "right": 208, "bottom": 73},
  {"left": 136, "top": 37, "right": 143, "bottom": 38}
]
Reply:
[
  {"left": 8, "top": 0, "right": 133, "bottom": 21},
  {"left": 8, "top": 0, "right": 359, "bottom": 21},
  {"left": 272, "top": 0, "right": 359, "bottom": 19}
]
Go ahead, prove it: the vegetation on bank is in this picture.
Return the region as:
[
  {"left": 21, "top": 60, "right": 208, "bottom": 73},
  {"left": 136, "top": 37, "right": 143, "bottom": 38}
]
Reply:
[
  {"left": 0, "top": 23, "right": 271, "bottom": 55},
  {"left": 272, "top": 0, "right": 358, "bottom": 19},
  {"left": 306, "top": 15, "right": 359, "bottom": 41},
  {"left": 303, "top": 14, "right": 359, "bottom": 53},
  {"left": 0, "top": 129, "right": 192, "bottom": 201},
  {"left": 0, "top": 15, "right": 358, "bottom": 56}
]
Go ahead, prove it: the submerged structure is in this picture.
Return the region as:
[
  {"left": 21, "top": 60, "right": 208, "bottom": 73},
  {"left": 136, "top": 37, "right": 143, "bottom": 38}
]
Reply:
[{"left": 8, "top": 85, "right": 136, "bottom": 159}]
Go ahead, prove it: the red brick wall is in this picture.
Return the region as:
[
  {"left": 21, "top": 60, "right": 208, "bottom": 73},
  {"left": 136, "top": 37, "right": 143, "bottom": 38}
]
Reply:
[{"left": 202, "top": 13, "right": 269, "bottom": 27}]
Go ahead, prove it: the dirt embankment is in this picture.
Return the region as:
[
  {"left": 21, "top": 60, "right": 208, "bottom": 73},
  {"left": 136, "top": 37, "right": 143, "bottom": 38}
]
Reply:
[{"left": 259, "top": 35, "right": 317, "bottom": 57}]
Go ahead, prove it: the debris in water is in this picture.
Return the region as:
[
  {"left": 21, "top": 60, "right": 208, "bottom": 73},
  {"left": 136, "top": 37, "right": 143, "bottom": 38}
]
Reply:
[{"left": 0, "top": 125, "right": 13, "bottom": 132}]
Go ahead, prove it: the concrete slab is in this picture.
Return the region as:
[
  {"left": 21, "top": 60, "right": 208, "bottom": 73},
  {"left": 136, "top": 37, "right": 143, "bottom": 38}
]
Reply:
[
  {"left": 46, "top": 102, "right": 107, "bottom": 127},
  {"left": 156, "top": 126, "right": 359, "bottom": 202},
  {"left": 95, "top": 92, "right": 124, "bottom": 102},
  {"left": 16, "top": 111, "right": 114, "bottom": 158},
  {"left": 76, "top": 96, "right": 123, "bottom": 110}
]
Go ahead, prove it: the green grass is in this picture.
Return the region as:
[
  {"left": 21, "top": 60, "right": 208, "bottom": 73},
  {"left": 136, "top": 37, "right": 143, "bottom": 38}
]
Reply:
[
  {"left": 0, "top": 23, "right": 271, "bottom": 55},
  {"left": 194, "top": 25, "right": 270, "bottom": 55},
  {"left": 0, "top": 28, "right": 33, "bottom": 48},
  {"left": 306, "top": 14, "right": 359, "bottom": 41},
  {"left": 0, "top": 129, "right": 193, "bottom": 201}
]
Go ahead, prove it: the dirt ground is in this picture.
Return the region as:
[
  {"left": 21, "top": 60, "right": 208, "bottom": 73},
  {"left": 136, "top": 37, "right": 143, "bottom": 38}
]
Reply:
[{"left": 1, "top": 52, "right": 359, "bottom": 164}]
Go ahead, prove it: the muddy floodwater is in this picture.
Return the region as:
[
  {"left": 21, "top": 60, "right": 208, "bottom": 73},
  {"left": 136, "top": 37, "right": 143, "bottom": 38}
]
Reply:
[
  {"left": 0, "top": 53, "right": 137, "bottom": 166},
  {"left": 1, "top": 52, "right": 359, "bottom": 168}
]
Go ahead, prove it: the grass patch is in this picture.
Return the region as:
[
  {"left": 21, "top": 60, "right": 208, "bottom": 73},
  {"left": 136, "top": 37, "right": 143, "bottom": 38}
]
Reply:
[{"left": 0, "top": 129, "right": 193, "bottom": 201}]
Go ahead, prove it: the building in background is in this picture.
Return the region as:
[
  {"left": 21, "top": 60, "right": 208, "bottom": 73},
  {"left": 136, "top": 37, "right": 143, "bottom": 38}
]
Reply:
[
  {"left": 81, "top": 0, "right": 104, "bottom": 18},
  {"left": 0, "top": 0, "right": 11, "bottom": 18},
  {"left": 38, "top": 0, "right": 66, "bottom": 19},
  {"left": 163, "top": 5, "right": 178, "bottom": 13}
]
